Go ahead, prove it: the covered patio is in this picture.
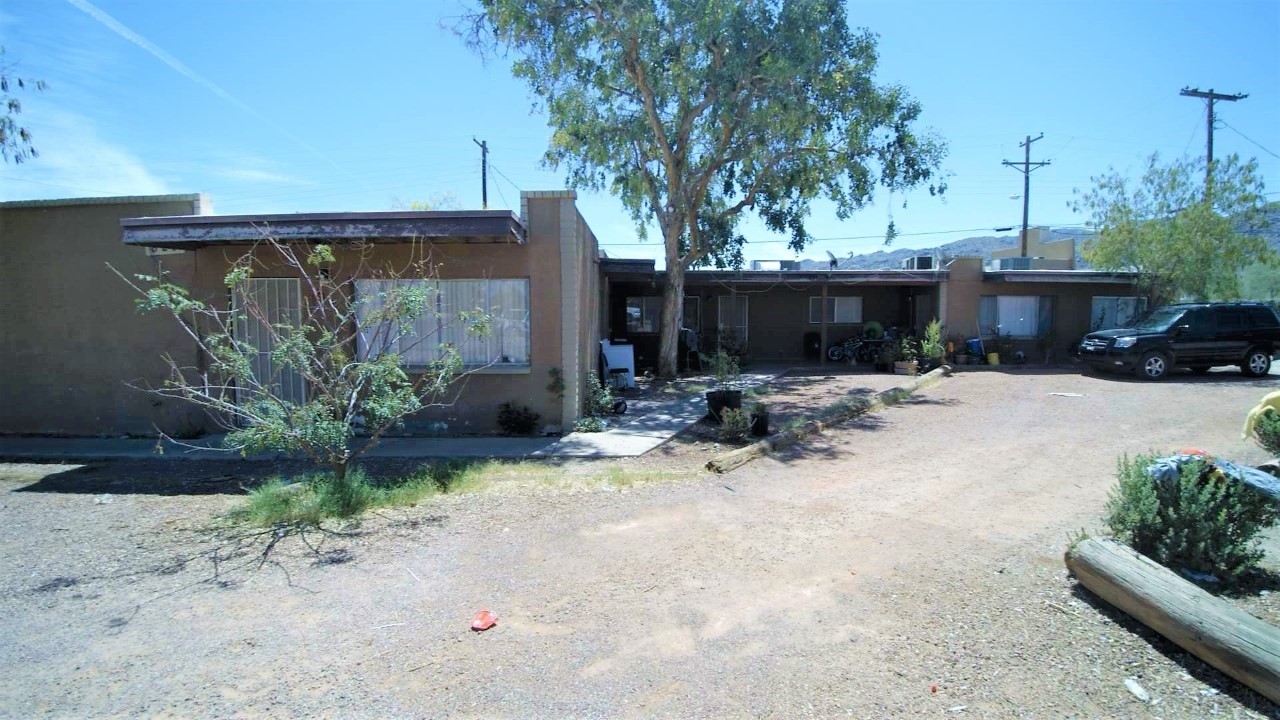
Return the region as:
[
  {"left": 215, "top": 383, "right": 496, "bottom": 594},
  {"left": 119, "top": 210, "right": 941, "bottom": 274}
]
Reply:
[{"left": 601, "top": 259, "right": 945, "bottom": 374}]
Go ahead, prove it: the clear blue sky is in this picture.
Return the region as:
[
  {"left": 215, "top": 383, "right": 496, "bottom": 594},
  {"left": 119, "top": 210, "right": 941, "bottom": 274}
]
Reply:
[{"left": 3, "top": 0, "right": 1277, "bottom": 266}]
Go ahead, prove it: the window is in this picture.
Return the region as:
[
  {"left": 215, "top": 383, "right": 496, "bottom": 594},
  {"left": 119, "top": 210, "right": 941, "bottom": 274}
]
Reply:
[
  {"left": 1246, "top": 307, "right": 1280, "bottom": 328},
  {"left": 625, "top": 296, "right": 661, "bottom": 333},
  {"left": 979, "top": 295, "right": 1054, "bottom": 337},
  {"left": 1216, "top": 309, "right": 1248, "bottom": 333},
  {"left": 718, "top": 295, "right": 749, "bottom": 349},
  {"left": 808, "top": 296, "right": 863, "bottom": 324},
  {"left": 1090, "top": 296, "right": 1148, "bottom": 330},
  {"left": 682, "top": 296, "right": 701, "bottom": 331},
  {"left": 355, "top": 278, "right": 530, "bottom": 367}
]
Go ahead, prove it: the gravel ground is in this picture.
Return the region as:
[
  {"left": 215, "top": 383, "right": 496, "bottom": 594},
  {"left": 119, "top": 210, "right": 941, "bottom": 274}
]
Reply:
[{"left": 2, "top": 367, "right": 1279, "bottom": 718}]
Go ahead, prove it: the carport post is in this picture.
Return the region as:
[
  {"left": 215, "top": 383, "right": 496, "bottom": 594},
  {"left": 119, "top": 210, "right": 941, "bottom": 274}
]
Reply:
[{"left": 820, "top": 282, "right": 828, "bottom": 366}]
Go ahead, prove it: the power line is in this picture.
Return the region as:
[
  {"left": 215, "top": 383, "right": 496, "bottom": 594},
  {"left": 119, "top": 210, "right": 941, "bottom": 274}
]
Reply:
[
  {"left": 597, "top": 223, "right": 1092, "bottom": 248},
  {"left": 0, "top": 176, "right": 116, "bottom": 195},
  {"left": 1221, "top": 121, "right": 1280, "bottom": 160},
  {"left": 1179, "top": 86, "right": 1248, "bottom": 189}
]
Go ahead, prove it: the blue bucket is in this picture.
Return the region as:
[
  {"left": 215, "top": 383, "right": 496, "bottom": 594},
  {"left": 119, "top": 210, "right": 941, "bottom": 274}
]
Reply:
[{"left": 966, "top": 338, "right": 983, "bottom": 356}]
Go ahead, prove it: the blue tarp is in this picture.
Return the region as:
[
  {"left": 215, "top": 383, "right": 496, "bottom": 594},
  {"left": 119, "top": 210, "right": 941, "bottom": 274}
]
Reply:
[{"left": 1146, "top": 454, "right": 1280, "bottom": 502}]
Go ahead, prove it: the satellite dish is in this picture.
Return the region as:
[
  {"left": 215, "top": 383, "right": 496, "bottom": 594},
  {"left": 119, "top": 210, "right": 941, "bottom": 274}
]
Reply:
[{"left": 826, "top": 250, "right": 838, "bottom": 270}]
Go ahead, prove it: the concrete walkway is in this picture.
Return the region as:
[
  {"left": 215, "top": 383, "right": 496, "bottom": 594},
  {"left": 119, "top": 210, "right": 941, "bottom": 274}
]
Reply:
[{"left": 0, "top": 372, "right": 781, "bottom": 462}]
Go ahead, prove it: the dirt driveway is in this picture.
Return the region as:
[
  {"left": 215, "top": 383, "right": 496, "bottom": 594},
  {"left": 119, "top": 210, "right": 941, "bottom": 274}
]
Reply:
[{"left": 2, "top": 369, "right": 1278, "bottom": 718}]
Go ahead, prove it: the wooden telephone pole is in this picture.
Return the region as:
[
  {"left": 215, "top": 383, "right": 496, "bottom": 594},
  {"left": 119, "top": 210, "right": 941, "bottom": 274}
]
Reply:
[
  {"left": 473, "top": 138, "right": 489, "bottom": 209},
  {"left": 1179, "top": 87, "right": 1248, "bottom": 192},
  {"left": 1002, "top": 133, "right": 1050, "bottom": 257}
]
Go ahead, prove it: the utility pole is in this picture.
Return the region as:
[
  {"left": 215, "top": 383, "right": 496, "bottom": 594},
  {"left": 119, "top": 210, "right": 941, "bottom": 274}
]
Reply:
[
  {"left": 1002, "top": 133, "right": 1050, "bottom": 257},
  {"left": 473, "top": 138, "right": 489, "bottom": 209},
  {"left": 1179, "top": 87, "right": 1247, "bottom": 192}
]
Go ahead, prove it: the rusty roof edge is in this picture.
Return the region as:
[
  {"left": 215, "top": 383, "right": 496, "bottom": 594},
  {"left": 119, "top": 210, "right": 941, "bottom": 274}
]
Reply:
[{"left": 120, "top": 209, "right": 521, "bottom": 227}]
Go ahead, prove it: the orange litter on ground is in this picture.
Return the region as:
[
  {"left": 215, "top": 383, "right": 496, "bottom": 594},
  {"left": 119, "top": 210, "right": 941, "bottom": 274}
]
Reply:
[{"left": 471, "top": 610, "right": 498, "bottom": 631}]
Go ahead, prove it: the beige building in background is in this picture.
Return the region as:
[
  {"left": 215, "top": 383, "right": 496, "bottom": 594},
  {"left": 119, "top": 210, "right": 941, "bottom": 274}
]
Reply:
[{"left": 990, "top": 226, "right": 1077, "bottom": 270}]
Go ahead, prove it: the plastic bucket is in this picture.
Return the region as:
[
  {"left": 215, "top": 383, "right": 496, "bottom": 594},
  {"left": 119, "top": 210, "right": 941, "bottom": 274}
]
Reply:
[
  {"left": 966, "top": 338, "right": 983, "bottom": 356},
  {"left": 986, "top": 352, "right": 1000, "bottom": 366}
]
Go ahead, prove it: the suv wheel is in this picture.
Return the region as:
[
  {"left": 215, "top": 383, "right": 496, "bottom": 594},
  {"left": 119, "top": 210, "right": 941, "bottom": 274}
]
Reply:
[
  {"left": 1139, "top": 351, "right": 1169, "bottom": 380},
  {"left": 1242, "top": 347, "right": 1273, "bottom": 378}
]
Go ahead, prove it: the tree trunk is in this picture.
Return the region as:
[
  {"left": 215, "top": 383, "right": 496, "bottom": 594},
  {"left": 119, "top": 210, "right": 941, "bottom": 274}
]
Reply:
[{"left": 658, "top": 259, "right": 685, "bottom": 379}]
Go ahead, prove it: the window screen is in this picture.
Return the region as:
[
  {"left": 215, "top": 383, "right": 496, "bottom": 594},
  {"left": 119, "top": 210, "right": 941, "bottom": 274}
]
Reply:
[{"left": 355, "top": 278, "right": 530, "bottom": 367}]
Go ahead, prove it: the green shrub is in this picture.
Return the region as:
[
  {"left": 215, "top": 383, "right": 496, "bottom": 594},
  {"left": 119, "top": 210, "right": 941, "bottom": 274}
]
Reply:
[
  {"left": 1105, "top": 454, "right": 1280, "bottom": 585},
  {"left": 1253, "top": 410, "right": 1280, "bottom": 457},
  {"left": 718, "top": 407, "right": 752, "bottom": 442},
  {"left": 236, "top": 468, "right": 443, "bottom": 526},
  {"left": 574, "top": 416, "right": 605, "bottom": 433},
  {"left": 497, "top": 402, "right": 541, "bottom": 435},
  {"left": 584, "top": 371, "right": 615, "bottom": 417}
]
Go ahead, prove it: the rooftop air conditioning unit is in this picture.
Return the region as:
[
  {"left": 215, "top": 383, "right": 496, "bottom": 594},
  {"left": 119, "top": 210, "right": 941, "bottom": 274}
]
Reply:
[
  {"left": 998, "top": 257, "right": 1033, "bottom": 270},
  {"left": 901, "top": 255, "right": 934, "bottom": 270}
]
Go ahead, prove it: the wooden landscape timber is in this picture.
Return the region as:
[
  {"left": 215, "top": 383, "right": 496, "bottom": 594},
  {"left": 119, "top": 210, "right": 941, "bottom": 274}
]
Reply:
[
  {"left": 705, "top": 365, "right": 952, "bottom": 474},
  {"left": 1066, "top": 537, "right": 1280, "bottom": 704}
]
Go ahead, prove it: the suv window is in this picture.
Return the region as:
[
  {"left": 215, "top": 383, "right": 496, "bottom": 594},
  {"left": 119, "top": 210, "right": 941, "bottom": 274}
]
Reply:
[
  {"left": 1246, "top": 306, "right": 1280, "bottom": 328},
  {"left": 1182, "top": 308, "right": 1212, "bottom": 334},
  {"left": 1217, "top": 309, "right": 1248, "bottom": 333}
]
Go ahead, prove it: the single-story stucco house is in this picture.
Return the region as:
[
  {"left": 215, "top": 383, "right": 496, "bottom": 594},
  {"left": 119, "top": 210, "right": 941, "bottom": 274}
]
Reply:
[{"left": 0, "top": 192, "right": 1141, "bottom": 438}]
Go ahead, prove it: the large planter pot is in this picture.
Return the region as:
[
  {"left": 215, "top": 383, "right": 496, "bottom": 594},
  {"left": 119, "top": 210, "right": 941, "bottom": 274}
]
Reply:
[
  {"left": 750, "top": 411, "right": 770, "bottom": 437},
  {"left": 893, "top": 361, "right": 919, "bottom": 376},
  {"left": 705, "top": 389, "right": 743, "bottom": 421},
  {"left": 954, "top": 353, "right": 969, "bottom": 365}
]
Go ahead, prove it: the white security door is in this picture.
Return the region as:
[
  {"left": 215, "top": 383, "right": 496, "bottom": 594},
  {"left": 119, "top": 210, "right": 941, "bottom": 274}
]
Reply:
[{"left": 233, "top": 278, "right": 308, "bottom": 409}]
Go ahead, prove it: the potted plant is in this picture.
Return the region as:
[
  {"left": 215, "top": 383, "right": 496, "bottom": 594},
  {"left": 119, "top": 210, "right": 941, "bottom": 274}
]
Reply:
[
  {"left": 749, "top": 402, "right": 770, "bottom": 437},
  {"left": 875, "top": 341, "right": 896, "bottom": 372},
  {"left": 893, "top": 337, "right": 921, "bottom": 375},
  {"left": 702, "top": 350, "right": 742, "bottom": 421},
  {"left": 920, "top": 319, "right": 945, "bottom": 371},
  {"left": 947, "top": 333, "right": 968, "bottom": 365}
]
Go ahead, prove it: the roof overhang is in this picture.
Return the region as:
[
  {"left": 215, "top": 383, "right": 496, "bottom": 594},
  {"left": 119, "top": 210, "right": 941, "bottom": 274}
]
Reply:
[
  {"left": 121, "top": 210, "right": 526, "bottom": 249},
  {"left": 982, "top": 270, "right": 1139, "bottom": 284},
  {"left": 604, "top": 269, "right": 947, "bottom": 286},
  {"left": 683, "top": 270, "right": 945, "bottom": 286}
]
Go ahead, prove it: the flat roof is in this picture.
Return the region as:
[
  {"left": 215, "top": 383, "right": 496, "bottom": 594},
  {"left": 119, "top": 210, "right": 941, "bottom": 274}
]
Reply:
[
  {"left": 982, "top": 269, "right": 1139, "bottom": 284},
  {"left": 121, "top": 210, "right": 526, "bottom": 249},
  {"left": 1, "top": 193, "right": 205, "bottom": 209}
]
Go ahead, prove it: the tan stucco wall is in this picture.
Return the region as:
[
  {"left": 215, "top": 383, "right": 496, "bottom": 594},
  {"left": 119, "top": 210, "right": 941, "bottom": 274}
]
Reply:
[
  {"left": 0, "top": 195, "right": 208, "bottom": 435},
  {"left": 0, "top": 192, "right": 600, "bottom": 437},
  {"left": 941, "top": 255, "right": 1141, "bottom": 359},
  {"left": 179, "top": 192, "right": 594, "bottom": 435}
]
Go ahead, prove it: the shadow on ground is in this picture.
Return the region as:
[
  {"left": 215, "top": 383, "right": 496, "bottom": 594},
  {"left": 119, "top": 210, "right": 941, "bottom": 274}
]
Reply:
[
  {"left": 8, "top": 457, "right": 554, "bottom": 496},
  {"left": 1069, "top": 581, "right": 1280, "bottom": 716}
]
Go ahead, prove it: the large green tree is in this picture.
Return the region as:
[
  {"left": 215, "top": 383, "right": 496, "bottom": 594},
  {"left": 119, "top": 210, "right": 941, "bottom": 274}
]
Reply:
[
  {"left": 466, "top": 0, "right": 946, "bottom": 376},
  {"left": 1072, "top": 153, "right": 1271, "bottom": 304},
  {"left": 1, "top": 46, "right": 46, "bottom": 164}
]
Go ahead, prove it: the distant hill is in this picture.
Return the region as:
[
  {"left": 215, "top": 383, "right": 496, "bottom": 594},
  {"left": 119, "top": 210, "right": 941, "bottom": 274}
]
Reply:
[
  {"left": 797, "top": 227, "right": 1093, "bottom": 270},
  {"left": 798, "top": 205, "right": 1280, "bottom": 271}
]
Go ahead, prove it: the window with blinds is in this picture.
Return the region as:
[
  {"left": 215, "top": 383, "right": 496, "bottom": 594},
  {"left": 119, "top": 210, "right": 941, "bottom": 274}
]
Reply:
[
  {"left": 355, "top": 279, "right": 531, "bottom": 367},
  {"left": 978, "top": 295, "right": 1055, "bottom": 337}
]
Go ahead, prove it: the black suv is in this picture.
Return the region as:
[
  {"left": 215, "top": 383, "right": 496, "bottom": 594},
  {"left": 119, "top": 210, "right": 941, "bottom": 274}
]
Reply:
[{"left": 1079, "top": 302, "right": 1280, "bottom": 380}]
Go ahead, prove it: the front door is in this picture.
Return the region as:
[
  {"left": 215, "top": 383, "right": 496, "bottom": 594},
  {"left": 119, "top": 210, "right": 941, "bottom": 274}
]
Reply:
[
  {"left": 718, "top": 295, "right": 748, "bottom": 354},
  {"left": 233, "top": 278, "right": 308, "bottom": 409}
]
